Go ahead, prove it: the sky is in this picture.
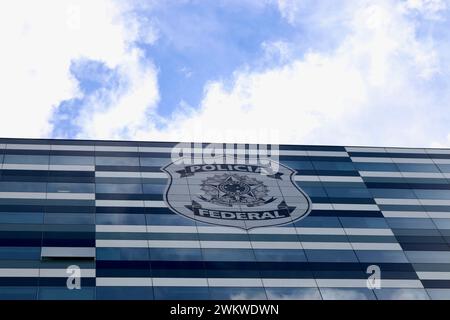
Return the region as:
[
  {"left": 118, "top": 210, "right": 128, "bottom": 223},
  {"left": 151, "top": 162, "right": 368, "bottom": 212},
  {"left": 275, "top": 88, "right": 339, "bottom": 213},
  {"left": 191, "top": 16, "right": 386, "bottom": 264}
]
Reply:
[{"left": 1, "top": 0, "right": 450, "bottom": 147}]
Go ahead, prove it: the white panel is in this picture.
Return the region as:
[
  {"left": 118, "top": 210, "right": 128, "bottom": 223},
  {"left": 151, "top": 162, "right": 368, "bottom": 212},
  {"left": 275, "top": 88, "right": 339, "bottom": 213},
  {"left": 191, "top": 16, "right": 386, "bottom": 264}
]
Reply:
[
  {"left": 391, "top": 158, "right": 434, "bottom": 164},
  {"left": 316, "top": 279, "right": 423, "bottom": 288},
  {"left": 294, "top": 175, "right": 321, "bottom": 182},
  {"left": 261, "top": 278, "right": 317, "bottom": 288},
  {"left": 200, "top": 241, "right": 252, "bottom": 249},
  {"left": 96, "top": 225, "right": 147, "bottom": 233},
  {"left": 207, "top": 278, "right": 263, "bottom": 287},
  {"left": 147, "top": 240, "right": 201, "bottom": 248},
  {"left": 381, "top": 211, "right": 429, "bottom": 218},
  {"left": 386, "top": 148, "right": 427, "bottom": 154},
  {"left": 95, "top": 171, "right": 141, "bottom": 178},
  {"left": 319, "top": 176, "right": 364, "bottom": 183},
  {"left": 417, "top": 272, "right": 450, "bottom": 280},
  {"left": 41, "top": 247, "right": 95, "bottom": 258},
  {"left": 375, "top": 198, "right": 421, "bottom": 205},
  {"left": 401, "top": 172, "right": 445, "bottom": 178},
  {"left": 332, "top": 204, "right": 380, "bottom": 211},
  {"left": 358, "top": 171, "right": 402, "bottom": 177},
  {"left": 96, "top": 277, "right": 152, "bottom": 286},
  {"left": 344, "top": 228, "right": 393, "bottom": 236},
  {"left": 350, "top": 242, "right": 402, "bottom": 250},
  {"left": 95, "top": 146, "right": 139, "bottom": 152},
  {"left": 51, "top": 145, "right": 94, "bottom": 151},
  {"left": 0, "top": 269, "right": 39, "bottom": 277},
  {"left": 2, "top": 164, "right": 49, "bottom": 170},
  {"left": 6, "top": 144, "right": 50, "bottom": 150},
  {"left": 351, "top": 157, "right": 393, "bottom": 163},
  {"left": 345, "top": 147, "right": 386, "bottom": 153},
  {"left": 141, "top": 172, "right": 168, "bottom": 179},
  {"left": 306, "top": 151, "right": 349, "bottom": 157},
  {"left": 95, "top": 200, "right": 144, "bottom": 207},
  {"left": 49, "top": 165, "right": 95, "bottom": 171},
  {"left": 311, "top": 203, "right": 334, "bottom": 210},
  {"left": 419, "top": 199, "right": 450, "bottom": 206},
  {"left": 96, "top": 240, "right": 148, "bottom": 248},
  {"left": 251, "top": 241, "right": 302, "bottom": 250},
  {"left": 39, "top": 269, "right": 96, "bottom": 277},
  {"left": 301, "top": 242, "right": 352, "bottom": 250},
  {"left": 153, "top": 278, "right": 208, "bottom": 287},
  {"left": 296, "top": 227, "right": 346, "bottom": 235},
  {"left": 0, "top": 192, "right": 46, "bottom": 199},
  {"left": 148, "top": 225, "right": 198, "bottom": 233},
  {"left": 144, "top": 201, "right": 167, "bottom": 207},
  {"left": 47, "top": 193, "right": 95, "bottom": 200}
]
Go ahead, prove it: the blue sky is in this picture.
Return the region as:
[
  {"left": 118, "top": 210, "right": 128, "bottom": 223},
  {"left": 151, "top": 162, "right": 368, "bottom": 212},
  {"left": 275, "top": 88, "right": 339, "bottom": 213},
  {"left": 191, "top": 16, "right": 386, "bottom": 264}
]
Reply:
[{"left": 1, "top": 0, "right": 450, "bottom": 147}]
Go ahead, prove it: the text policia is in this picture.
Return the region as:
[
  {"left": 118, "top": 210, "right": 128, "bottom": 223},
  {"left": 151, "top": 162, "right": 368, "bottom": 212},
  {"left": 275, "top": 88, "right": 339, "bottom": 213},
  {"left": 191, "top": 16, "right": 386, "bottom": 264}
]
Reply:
[{"left": 170, "top": 142, "right": 280, "bottom": 174}]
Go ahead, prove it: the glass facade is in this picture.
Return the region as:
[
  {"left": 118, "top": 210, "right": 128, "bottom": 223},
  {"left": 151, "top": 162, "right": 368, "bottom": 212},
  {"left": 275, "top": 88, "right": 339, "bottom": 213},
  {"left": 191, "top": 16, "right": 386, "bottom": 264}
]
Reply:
[{"left": 0, "top": 139, "right": 449, "bottom": 300}]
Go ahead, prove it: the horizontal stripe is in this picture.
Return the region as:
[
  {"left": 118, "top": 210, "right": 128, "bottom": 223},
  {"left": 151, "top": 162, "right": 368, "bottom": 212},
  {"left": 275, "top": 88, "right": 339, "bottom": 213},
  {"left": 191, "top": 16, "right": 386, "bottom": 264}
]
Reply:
[
  {"left": 96, "top": 277, "right": 152, "bottom": 286},
  {"left": 93, "top": 277, "right": 424, "bottom": 288},
  {"left": 417, "top": 272, "right": 450, "bottom": 280},
  {"left": 315, "top": 279, "right": 423, "bottom": 288}
]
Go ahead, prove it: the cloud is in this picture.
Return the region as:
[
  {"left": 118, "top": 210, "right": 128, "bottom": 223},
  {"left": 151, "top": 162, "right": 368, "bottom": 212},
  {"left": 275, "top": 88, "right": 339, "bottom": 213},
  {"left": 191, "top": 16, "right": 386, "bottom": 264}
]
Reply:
[
  {"left": 0, "top": 0, "right": 157, "bottom": 138},
  {"left": 2, "top": 0, "right": 450, "bottom": 148},
  {"left": 125, "top": 0, "right": 450, "bottom": 147}
]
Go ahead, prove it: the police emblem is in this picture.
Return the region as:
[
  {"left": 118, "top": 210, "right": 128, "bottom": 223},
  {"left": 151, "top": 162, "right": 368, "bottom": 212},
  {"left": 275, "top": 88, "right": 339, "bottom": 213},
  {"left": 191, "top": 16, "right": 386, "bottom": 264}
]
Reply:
[{"left": 162, "top": 159, "right": 312, "bottom": 230}]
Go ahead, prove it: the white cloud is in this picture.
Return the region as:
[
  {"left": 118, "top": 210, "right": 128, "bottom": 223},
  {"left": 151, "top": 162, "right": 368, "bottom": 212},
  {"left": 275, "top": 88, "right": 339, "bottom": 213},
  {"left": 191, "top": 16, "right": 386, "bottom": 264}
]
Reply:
[
  {"left": 0, "top": 0, "right": 157, "bottom": 138},
  {"left": 128, "top": 0, "right": 449, "bottom": 147},
  {"left": 1, "top": 0, "right": 449, "bottom": 148}
]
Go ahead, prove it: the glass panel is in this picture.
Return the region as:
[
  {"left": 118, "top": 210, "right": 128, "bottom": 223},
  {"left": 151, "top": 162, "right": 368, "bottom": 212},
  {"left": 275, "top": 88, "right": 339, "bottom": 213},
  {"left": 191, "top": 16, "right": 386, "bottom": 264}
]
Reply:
[
  {"left": 208, "top": 287, "right": 267, "bottom": 300},
  {"left": 140, "top": 157, "right": 171, "bottom": 167},
  {"left": 153, "top": 287, "right": 209, "bottom": 300},
  {"left": 96, "top": 157, "right": 139, "bottom": 166},
  {"left": 50, "top": 156, "right": 94, "bottom": 165},
  {"left": 265, "top": 287, "right": 322, "bottom": 300},
  {"left": 47, "top": 183, "right": 95, "bottom": 193},
  {"left": 0, "top": 182, "right": 46, "bottom": 192},
  {"left": 96, "top": 183, "right": 142, "bottom": 194},
  {"left": 96, "top": 287, "right": 153, "bottom": 300},
  {"left": 4, "top": 154, "right": 49, "bottom": 165},
  {"left": 319, "top": 288, "right": 376, "bottom": 300}
]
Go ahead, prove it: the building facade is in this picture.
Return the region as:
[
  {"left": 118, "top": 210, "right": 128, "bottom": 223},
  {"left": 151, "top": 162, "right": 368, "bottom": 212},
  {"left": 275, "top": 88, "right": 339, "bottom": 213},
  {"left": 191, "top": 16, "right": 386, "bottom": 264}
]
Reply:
[{"left": 0, "top": 138, "right": 450, "bottom": 300}]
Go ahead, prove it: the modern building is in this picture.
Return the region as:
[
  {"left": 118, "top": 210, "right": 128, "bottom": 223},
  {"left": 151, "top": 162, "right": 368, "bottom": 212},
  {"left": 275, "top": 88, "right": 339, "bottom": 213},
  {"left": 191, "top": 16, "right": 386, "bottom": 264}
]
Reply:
[{"left": 0, "top": 138, "right": 450, "bottom": 300}]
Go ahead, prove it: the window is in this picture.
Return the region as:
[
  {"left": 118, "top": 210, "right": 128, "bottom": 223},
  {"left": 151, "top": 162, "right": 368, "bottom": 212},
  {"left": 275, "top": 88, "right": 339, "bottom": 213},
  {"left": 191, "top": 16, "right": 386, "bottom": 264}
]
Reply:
[
  {"left": 146, "top": 214, "right": 196, "bottom": 226},
  {"left": 208, "top": 288, "right": 266, "bottom": 300},
  {"left": 96, "top": 183, "right": 142, "bottom": 194},
  {"left": 0, "top": 212, "right": 43, "bottom": 224},
  {"left": 396, "top": 163, "right": 440, "bottom": 172},
  {"left": 266, "top": 288, "right": 322, "bottom": 300},
  {"left": 313, "top": 161, "right": 355, "bottom": 171},
  {"left": 47, "top": 183, "right": 95, "bottom": 193},
  {"left": 319, "top": 288, "right": 376, "bottom": 300},
  {"left": 44, "top": 213, "right": 94, "bottom": 225},
  {"left": 96, "top": 214, "right": 146, "bottom": 225},
  {"left": 325, "top": 187, "right": 372, "bottom": 198},
  {"left": 150, "top": 248, "right": 202, "bottom": 261},
  {"left": 95, "top": 157, "right": 139, "bottom": 166},
  {"left": 354, "top": 162, "right": 399, "bottom": 172},
  {"left": 253, "top": 249, "right": 307, "bottom": 262},
  {"left": 202, "top": 249, "right": 255, "bottom": 261},
  {"left": 50, "top": 156, "right": 94, "bottom": 165},
  {"left": 96, "top": 248, "right": 150, "bottom": 261},
  {"left": 153, "top": 287, "right": 209, "bottom": 300},
  {"left": 4, "top": 154, "right": 48, "bottom": 165},
  {"left": 96, "top": 287, "right": 153, "bottom": 300},
  {"left": 142, "top": 184, "right": 165, "bottom": 194},
  {"left": 140, "top": 157, "right": 171, "bottom": 167},
  {"left": 0, "top": 181, "right": 46, "bottom": 192}
]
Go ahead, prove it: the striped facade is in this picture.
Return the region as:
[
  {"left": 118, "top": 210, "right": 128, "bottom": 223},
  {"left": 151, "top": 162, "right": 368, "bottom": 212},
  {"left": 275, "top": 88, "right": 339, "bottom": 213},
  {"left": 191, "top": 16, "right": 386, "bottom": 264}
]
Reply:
[{"left": 0, "top": 138, "right": 450, "bottom": 299}]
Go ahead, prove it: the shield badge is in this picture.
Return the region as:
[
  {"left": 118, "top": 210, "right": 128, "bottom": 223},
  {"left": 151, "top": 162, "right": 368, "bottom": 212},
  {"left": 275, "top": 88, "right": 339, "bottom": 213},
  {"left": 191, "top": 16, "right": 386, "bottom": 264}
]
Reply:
[{"left": 162, "top": 158, "right": 312, "bottom": 230}]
